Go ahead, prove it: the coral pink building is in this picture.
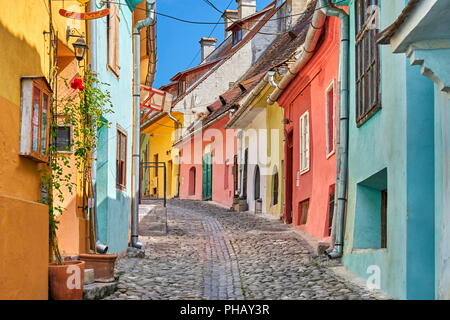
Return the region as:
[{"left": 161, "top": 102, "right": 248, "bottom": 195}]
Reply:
[{"left": 277, "top": 16, "right": 341, "bottom": 243}]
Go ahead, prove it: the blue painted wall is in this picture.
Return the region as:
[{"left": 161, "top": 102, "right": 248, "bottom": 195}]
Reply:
[
  {"left": 93, "top": 3, "right": 134, "bottom": 254},
  {"left": 342, "top": 0, "right": 435, "bottom": 299}
]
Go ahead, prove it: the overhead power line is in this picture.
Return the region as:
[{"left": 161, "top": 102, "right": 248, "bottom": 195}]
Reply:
[
  {"left": 187, "top": 0, "right": 234, "bottom": 69},
  {"left": 106, "top": 0, "right": 347, "bottom": 26}
]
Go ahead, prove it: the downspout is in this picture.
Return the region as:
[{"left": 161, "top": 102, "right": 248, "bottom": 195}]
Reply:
[
  {"left": 267, "top": 3, "right": 326, "bottom": 104},
  {"left": 318, "top": 0, "right": 350, "bottom": 259},
  {"left": 168, "top": 109, "right": 181, "bottom": 197},
  {"left": 89, "top": 1, "right": 108, "bottom": 253},
  {"left": 131, "top": 0, "right": 156, "bottom": 249}
]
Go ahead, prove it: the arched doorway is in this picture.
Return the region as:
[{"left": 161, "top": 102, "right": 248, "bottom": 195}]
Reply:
[
  {"left": 189, "top": 167, "right": 196, "bottom": 196},
  {"left": 254, "top": 165, "right": 261, "bottom": 200}
]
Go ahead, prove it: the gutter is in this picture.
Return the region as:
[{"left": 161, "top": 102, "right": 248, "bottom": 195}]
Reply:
[
  {"left": 225, "top": 74, "right": 270, "bottom": 129},
  {"left": 89, "top": 1, "right": 109, "bottom": 254},
  {"left": 267, "top": 2, "right": 327, "bottom": 105},
  {"left": 317, "top": 0, "right": 350, "bottom": 259},
  {"left": 131, "top": 0, "right": 156, "bottom": 249}
]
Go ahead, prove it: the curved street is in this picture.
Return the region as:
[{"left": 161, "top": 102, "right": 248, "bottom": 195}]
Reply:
[{"left": 104, "top": 200, "right": 379, "bottom": 300}]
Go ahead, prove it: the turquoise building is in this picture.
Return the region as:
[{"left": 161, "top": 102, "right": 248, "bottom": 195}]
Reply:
[
  {"left": 91, "top": 1, "right": 134, "bottom": 254},
  {"left": 338, "top": 0, "right": 436, "bottom": 299},
  {"left": 376, "top": 0, "right": 450, "bottom": 300}
]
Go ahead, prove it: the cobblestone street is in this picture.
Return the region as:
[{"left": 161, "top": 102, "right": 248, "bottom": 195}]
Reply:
[{"left": 104, "top": 200, "right": 380, "bottom": 300}]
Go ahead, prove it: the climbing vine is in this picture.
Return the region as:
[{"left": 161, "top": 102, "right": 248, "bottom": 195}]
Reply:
[{"left": 41, "top": 69, "right": 113, "bottom": 264}]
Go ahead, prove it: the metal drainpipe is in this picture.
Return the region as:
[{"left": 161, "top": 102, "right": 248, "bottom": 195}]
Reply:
[
  {"left": 89, "top": 0, "right": 109, "bottom": 253},
  {"left": 318, "top": 0, "right": 350, "bottom": 259},
  {"left": 131, "top": 0, "right": 156, "bottom": 249},
  {"left": 167, "top": 109, "right": 181, "bottom": 197}
]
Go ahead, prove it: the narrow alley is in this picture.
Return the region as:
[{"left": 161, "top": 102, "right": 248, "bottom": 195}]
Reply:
[{"left": 104, "top": 200, "right": 379, "bottom": 300}]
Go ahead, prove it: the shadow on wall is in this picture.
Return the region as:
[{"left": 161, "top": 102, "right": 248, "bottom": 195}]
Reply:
[
  {"left": 0, "top": 20, "right": 47, "bottom": 202},
  {"left": 96, "top": 192, "right": 132, "bottom": 255}
]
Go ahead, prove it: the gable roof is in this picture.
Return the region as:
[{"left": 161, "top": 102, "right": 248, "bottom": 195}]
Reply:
[
  {"left": 169, "top": 1, "right": 280, "bottom": 106},
  {"left": 200, "top": 5, "right": 316, "bottom": 125}
]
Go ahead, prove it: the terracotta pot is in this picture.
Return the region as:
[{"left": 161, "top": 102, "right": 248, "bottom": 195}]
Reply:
[
  {"left": 48, "top": 260, "right": 85, "bottom": 300},
  {"left": 79, "top": 254, "right": 117, "bottom": 283}
]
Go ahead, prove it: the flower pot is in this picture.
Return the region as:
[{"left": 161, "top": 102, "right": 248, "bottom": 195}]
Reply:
[
  {"left": 79, "top": 254, "right": 117, "bottom": 283},
  {"left": 48, "top": 260, "right": 85, "bottom": 300}
]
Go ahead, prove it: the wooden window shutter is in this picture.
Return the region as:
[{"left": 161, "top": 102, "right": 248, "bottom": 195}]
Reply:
[
  {"left": 108, "top": 3, "right": 120, "bottom": 75},
  {"left": 305, "top": 111, "right": 310, "bottom": 171}
]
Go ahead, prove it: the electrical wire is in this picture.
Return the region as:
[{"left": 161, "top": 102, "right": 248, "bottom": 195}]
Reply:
[
  {"left": 187, "top": 0, "right": 234, "bottom": 68},
  {"left": 106, "top": 0, "right": 347, "bottom": 26}
]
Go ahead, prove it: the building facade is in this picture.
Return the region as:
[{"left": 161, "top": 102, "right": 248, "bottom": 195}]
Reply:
[
  {"left": 340, "top": 0, "right": 435, "bottom": 300},
  {"left": 377, "top": 0, "right": 450, "bottom": 300},
  {"left": 276, "top": 15, "right": 340, "bottom": 243}
]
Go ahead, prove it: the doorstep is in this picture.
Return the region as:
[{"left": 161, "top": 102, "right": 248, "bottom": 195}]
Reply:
[
  {"left": 83, "top": 281, "right": 118, "bottom": 300},
  {"left": 290, "top": 227, "right": 331, "bottom": 256}
]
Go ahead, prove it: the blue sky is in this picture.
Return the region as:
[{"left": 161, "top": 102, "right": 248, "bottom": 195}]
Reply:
[{"left": 154, "top": 0, "right": 274, "bottom": 88}]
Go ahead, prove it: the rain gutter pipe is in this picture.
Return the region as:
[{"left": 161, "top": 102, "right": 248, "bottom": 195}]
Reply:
[
  {"left": 318, "top": 0, "right": 349, "bottom": 259},
  {"left": 89, "top": 1, "right": 108, "bottom": 253},
  {"left": 131, "top": 0, "right": 156, "bottom": 249},
  {"left": 267, "top": 1, "right": 327, "bottom": 104}
]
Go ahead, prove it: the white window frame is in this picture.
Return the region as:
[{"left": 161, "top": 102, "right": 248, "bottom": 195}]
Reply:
[
  {"left": 325, "top": 81, "right": 336, "bottom": 158},
  {"left": 54, "top": 124, "right": 73, "bottom": 154},
  {"left": 299, "top": 111, "right": 310, "bottom": 174}
]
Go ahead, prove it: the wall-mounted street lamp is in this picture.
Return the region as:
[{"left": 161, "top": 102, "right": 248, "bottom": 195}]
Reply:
[
  {"left": 66, "top": 26, "right": 88, "bottom": 62},
  {"left": 72, "top": 37, "right": 88, "bottom": 62}
]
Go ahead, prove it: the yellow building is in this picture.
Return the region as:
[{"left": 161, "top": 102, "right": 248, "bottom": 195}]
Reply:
[
  {"left": 0, "top": 0, "right": 86, "bottom": 300},
  {"left": 141, "top": 112, "right": 183, "bottom": 200},
  {"left": 226, "top": 76, "right": 285, "bottom": 218}
]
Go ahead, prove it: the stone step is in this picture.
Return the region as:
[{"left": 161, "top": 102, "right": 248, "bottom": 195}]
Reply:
[{"left": 83, "top": 282, "right": 118, "bottom": 300}]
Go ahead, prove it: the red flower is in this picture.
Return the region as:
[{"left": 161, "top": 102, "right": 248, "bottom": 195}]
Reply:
[{"left": 70, "top": 78, "right": 85, "bottom": 91}]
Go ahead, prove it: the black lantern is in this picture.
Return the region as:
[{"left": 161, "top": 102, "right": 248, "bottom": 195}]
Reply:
[{"left": 72, "top": 37, "right": 88, "bottom": 62}]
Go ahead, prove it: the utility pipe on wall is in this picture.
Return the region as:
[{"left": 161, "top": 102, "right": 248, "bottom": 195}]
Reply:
[
  {"left": 267, "top": 2, "right": 326, "bottom": 104},
  {"left": 131, "top": 0, "right": 156, "bottom": 249},
  {"left": 318, "top": 0, "right": 350, "bottom": 259}
]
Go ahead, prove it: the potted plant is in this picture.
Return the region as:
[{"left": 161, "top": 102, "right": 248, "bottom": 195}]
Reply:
[{"left": 43, "top": 70, "right": 113, "bottom": 299}]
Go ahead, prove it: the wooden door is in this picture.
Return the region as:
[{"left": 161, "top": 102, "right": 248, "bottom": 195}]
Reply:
[{"left": 202, "top": 153, "right": 212, "bottom": 200}]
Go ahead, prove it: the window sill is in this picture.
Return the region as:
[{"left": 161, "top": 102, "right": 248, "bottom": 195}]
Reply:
[
  {"left": 116, "top": 185, "right": 126, "bottom": 192},
  {"left": 326, "top": 150, "right": 335, "bottom": 159},
  {"left": 299, "top": 168, "right": 310, "bottom": 175},
  {"left": 351, "top": 248, "right": 387, "bottom": 254},
  {"left": 107, "top": 64, "right": 120, "bottom": 79},
  {"left": 356, "top": 104, "right": 381, "bottom": 128}
]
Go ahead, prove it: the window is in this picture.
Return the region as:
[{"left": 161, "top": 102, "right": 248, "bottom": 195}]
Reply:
[
  {"left": 299, "top": 199, "right": 310, "bottom": 225},
  {"left": 353, "top": 168, "right": 387, "bottom": 249},
  {"left": 116, "top": 129, "right": 127, "bottom": 189},
  {"left": 325, "top": 83, "right": 336, "bottom": 156},
  {"left": 107, "top": 1, "right": 120, "bottom": 76},
  {"left": 355, "top": 0, "right": 380, "bottom": 125},
  {"left": 19, "top": 77, "right": 52, "bottom": 163},
  {"left": 54, "top": 126, "right": 72, "bottom": 152},
  {"left": 299, "top": 111, "right": 310, "bottom": 173},
  {"left": 272, "top": 166, "right": 279, "bottom": 206},
  {"left": 232, "top": 29, "right": 242, "bottom": 45},
  {"left": 178, "top": 80, "right": 186, "bottom": 97}
]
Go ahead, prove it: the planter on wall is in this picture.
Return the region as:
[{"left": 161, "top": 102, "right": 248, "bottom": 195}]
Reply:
[
  {"left": 48, "top": 260, "right": 85, "bottom": 300},
  {"left": 79, "top": 254, "right": 117, "bottom": 283}
]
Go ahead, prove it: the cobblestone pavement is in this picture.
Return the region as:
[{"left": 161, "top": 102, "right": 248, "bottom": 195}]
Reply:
[{"left": 104, "top": 200, "right": 380, "bottom": 300}]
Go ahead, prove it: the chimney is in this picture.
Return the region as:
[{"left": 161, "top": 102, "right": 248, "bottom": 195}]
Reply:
[
  {"left": 286, "top": 0, "right": 309, "bottom": 28},
  {"left": 236, "top": 0, "right": 256, "bottom": 20},
  {"left": 222, "top": 9, "right": 239, "bottom": 39},
  {"left": 199, "top": 37, "right": 217, "bottom": 62}
]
